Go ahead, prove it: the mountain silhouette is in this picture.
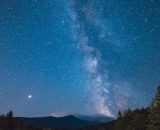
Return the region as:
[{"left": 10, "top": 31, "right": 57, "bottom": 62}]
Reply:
[
  {"left": 16, "top": 115, "right": 91, "bottom": 129},
  {"left": 76, "top": 114, "right": 114, "bottom": 123},
  {"left": 15, "top": 115, "right": 113, "bottom": 129}
]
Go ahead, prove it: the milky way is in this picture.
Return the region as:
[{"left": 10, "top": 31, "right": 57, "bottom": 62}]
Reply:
[
  {"left": 67, "top": 0, "right": 139, "bottom": 116},
  {"left": 0, "top": 0, "right": 160, "bottom": 117},
  {"left": 67, "top": 0, "right": 113, "bottom": 116}
]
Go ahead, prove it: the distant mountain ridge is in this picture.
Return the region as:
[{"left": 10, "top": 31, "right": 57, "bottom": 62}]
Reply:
[
  {"left": 76, "top": 114, "right": 114, "bottom": 123},
  {"left": 16, "top": 115, "right": 91, "bottom": 129},
  {"left": 15, "top": 115, "right": 114, "bottom": 129}
]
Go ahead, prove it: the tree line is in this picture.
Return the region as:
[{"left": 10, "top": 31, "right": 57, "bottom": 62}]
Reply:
[{"left": 114, "top": 85, "right": 160, "bottom": 130}]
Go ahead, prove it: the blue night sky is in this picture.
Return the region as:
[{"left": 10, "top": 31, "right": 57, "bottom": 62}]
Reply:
[{"left": 0, "top": 0, "right": 160, "bottom": 117}]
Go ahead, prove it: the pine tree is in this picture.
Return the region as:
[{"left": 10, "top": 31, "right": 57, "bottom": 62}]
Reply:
[
  {"left": 6, "top": 111, "right": 14, "bottom": 130},
  {"left": 147, "top": 86, "right": 160, "bottom": 130}
]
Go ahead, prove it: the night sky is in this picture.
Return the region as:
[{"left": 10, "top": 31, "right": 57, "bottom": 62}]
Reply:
[{"left": 0, "top": 0, "right": 160, "bottom": 117}]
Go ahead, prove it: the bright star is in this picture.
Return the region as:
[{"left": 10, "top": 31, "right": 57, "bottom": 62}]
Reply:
[{"left": 27, "top": 94, "right": 32, "bottom": 99}]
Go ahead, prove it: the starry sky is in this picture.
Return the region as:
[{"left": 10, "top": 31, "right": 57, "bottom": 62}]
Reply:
[{"left": 0, "top": 0, "right": 160, "bottom": 117}]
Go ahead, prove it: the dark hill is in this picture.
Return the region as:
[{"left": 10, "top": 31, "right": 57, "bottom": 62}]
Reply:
[
  {"left": 76, "top": 114, "right": 114, "bottom": 123},
  {"left": 15, "top": 115, "right": 92, "bottom": 129}
]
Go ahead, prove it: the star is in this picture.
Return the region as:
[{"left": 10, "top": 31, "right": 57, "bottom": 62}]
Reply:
[{"left": 27, "top": 94, "right": 32, "bottom": 99}]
